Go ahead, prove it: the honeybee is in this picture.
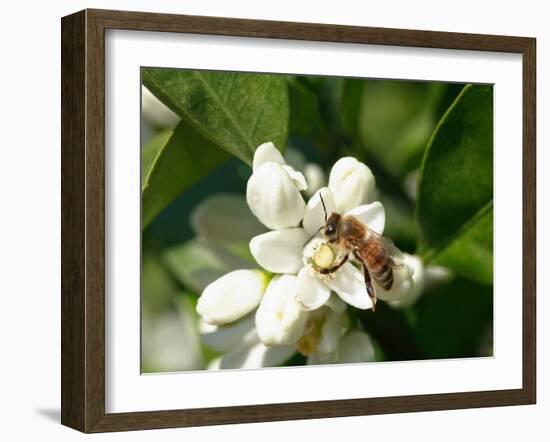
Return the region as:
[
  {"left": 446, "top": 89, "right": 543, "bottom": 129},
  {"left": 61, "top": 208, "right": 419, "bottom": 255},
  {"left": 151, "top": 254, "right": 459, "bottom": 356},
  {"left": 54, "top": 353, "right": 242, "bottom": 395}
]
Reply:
[{"left": 309, "top": 195, "right": 406, "bottom": 312}]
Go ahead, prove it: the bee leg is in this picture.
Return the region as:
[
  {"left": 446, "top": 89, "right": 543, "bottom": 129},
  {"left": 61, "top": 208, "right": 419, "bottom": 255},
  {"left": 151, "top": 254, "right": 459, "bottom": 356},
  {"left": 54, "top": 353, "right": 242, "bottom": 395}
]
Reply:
[
  {"left": 357, "top": 256, "right": 377, "bottom": 312},
  {"left": 318, "top": 254, "right": 349, "bottom": 274}
]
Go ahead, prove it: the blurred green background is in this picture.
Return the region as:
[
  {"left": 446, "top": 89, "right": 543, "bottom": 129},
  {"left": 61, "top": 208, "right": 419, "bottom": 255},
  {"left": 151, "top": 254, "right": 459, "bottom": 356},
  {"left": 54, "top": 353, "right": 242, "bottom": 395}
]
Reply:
[{"left": 141, "top": 70, "right": 493, "bottom": 373}]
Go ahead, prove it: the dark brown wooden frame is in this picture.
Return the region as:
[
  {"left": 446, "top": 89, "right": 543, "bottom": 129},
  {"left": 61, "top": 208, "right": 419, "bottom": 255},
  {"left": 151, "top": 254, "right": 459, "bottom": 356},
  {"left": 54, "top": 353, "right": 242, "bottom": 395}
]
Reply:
[{"left": 61, "top": 8, "right": 536, "bottom": 433}]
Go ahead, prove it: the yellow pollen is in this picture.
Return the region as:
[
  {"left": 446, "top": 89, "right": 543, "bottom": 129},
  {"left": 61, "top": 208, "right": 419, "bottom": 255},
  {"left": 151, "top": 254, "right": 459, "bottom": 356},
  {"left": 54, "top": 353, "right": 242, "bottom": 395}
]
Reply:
[
  {"left": 276, "top": 311, "right": 283, "bottom": 321},
  {"left": 314, "top": 244, "right": 335, "bottom": 269}
]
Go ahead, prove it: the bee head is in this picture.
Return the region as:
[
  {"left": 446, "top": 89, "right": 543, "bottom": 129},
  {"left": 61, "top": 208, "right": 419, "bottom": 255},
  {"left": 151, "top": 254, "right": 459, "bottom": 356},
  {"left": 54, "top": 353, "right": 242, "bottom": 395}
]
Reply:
[{"left": 324, "top": 213, "right": 341, "bottom": 242}]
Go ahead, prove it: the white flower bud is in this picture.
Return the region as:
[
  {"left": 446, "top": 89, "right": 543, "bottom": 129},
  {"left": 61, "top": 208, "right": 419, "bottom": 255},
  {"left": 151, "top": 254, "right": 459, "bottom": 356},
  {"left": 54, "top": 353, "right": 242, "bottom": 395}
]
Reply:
[
  {"left": 215, "top": 342, "right": 296, "bottom": 369},
  {"left": 252, "top": 142, "right": 286, "bottom": 171},
  {"left": 339, "top": 331, "right": 375, "bottom": 363},
  {"left": 196, "top": 270, "right": 268, "bottom": 325},
  {"left": 141, "top": 86, "right": 180, "bottom": 128},
  {"left": 316, "top": 309, "right": 344, "bottom": 356},
  {"left": 389, "top": 254, "right": 427, "bottom": 308},
  {"left": 255, "top": 275, "right": 309, "bottom": 346},
  {"left": 246, "top": 161, "right": 306, "bottom": 230},
  {"left": 376, "top": 254, "right": 417, "bottom": 302},
  {"left": 328, "top": 157, "right": 375, "bottom": 213},
  {"left": 199, "top": 314, "right": 258, "bottom": 353}
]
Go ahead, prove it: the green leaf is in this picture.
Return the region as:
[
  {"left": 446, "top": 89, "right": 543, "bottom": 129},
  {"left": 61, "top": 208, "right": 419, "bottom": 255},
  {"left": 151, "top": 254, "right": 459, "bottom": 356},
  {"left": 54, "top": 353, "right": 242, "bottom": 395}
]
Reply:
[
  {"left": 341, "top": 79, "right": 463, "bottom": 176},
  {"left": 141, "top": 130, "right": 171, "bottom": 187},
  {"left": 142, "top": 69, "right": 289, "bottom": 165},
  {"left": 340, "top": 79, "right": 364, "bottom": 136},
  {"left": 412, "top": 276, "right": 493, "bottom": 359},
  {"left": 142, "top": 121, "right": 229, "bottom": 228},
  {"left": 141, "top": 250, "right": 178, "bottom": 314},
  {"left": 417, "top": 84, "right": 493, "bottom": 283},
  {"left": 431, "top": 204, "right": 493, "bottom": 284},
  {"left": 286, "top": 77, "right": 323, "bottom": 138}
]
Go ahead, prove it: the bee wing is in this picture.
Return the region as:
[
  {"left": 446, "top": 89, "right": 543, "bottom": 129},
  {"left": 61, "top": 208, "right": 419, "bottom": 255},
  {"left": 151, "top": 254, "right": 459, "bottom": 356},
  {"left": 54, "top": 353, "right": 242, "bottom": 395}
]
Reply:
[{"left": 364, "top": 227, "right": 406, "bottom": 267}]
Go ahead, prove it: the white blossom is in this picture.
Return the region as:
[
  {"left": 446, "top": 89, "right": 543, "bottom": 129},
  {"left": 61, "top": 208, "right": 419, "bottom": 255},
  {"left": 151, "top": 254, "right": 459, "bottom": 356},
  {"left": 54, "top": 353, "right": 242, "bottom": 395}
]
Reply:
[
  {"left": 196, "top": 269, "right": 268, "bottom": 325},
  {"left": 255, "top": 275, "right": 309, "bottom": 346},
  {"left": 250, "top": 186, "right": 398, "bottom": 312},
  {"left": 389, "top": 256, "right": 452, "bottom": 309},
  {"left": 284, "top": 147, "right": 327, "bottom": 197},
  {"left": 201, "top": 315, "right": 295, "bottom": 369},
  {"left": 299, "top": 297, "right": 348, "bottom": 363},
  {"left": 328, "top": 156, "right": 375, "bottom": 213},
  {"left": 338, "top": 331, "right": 376, "bottom": 363},
  {"left": 194, "top": 148, "right": 422, "bottom": 368},
  {"left": 246, "top": 142, "right": 307, "bottom": 230},
  {"left": 249, "top": 228, "right": 307, "bottom": 274}
]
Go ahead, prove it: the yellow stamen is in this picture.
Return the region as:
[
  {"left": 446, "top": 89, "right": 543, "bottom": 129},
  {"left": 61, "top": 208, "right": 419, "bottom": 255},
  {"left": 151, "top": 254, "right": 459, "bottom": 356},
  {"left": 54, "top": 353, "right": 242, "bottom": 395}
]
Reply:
[{"left": 314, "top": 244, "right": 335, "bottom": 269}]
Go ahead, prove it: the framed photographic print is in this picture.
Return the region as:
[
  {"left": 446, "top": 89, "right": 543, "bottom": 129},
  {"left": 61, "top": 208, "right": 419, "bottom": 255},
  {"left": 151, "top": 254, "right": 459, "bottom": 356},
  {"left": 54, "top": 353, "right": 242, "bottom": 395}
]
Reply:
[{"left": 61, "top": 9, "right": 536, "bottom": 433}]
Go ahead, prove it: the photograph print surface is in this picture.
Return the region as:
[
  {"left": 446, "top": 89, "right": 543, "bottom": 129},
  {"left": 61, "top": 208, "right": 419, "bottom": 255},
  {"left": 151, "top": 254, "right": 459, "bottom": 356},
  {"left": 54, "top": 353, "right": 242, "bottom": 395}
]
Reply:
[{"left": 140, "top": 68, "right": 493, "bottom": 373}]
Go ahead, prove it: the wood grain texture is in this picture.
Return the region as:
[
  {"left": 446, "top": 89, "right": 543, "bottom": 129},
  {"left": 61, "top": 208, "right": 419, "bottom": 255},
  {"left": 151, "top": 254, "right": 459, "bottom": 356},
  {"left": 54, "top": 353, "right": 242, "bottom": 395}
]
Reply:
[
  {"left": 522, "top": 38, "right": 536, "bottom": 403},
  {"left": 60, "top": 8, "right": 537, "bottom": 433},
  {"left": 61, "top": 10, "right": 86, "bottom": 432}
]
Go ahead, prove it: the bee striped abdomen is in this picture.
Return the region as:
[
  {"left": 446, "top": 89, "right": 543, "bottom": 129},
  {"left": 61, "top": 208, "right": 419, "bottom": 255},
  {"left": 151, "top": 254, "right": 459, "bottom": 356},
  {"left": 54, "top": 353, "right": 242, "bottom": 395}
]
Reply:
[
  {"left": 358, "top": 236, "right": 394, "bottom": 290},
  {"left": 371, "top": 260, "right": 393, "bottom": 290}
]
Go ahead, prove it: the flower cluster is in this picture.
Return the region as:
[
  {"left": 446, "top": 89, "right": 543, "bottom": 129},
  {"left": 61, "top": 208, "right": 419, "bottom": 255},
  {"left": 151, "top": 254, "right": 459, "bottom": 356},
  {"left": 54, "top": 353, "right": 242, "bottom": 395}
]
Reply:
[{"left": 195, "top": 142, "right": 423, "bottom": 369}]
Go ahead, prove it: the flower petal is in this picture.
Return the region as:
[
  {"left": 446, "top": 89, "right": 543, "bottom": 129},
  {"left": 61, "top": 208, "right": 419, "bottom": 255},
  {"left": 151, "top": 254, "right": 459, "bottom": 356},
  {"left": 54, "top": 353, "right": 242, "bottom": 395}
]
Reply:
[
  {"left": 303, "top": 187, "right": 337, "bottom": 236},
  {"left": 199, "top": 313, "right": 258, "bottom": 353},
  {"left": 307, "top": 351, "right": 337, "bottom": 365},
  {"left": 316, "top": 309, "right": 343, "bottom": 355},
  {"left": 190, "top": 194, "right": 267, "bottom": 247},
  {"left": 327, "top": 263, "right": 373, "bottom": 310},
  {"left": 325, "top": 293, "right": 347, "bottom": 313},
  {"left": 339, "top": 331, "right": 375, "bottom": 363},
  {"left": 218, "top": 342, "right": 296, "bottom": 369},
  {"left": 252, "top": 142, "right": 286, "bottom": 171},
  {"left": 344, "top": 201, "right": 385, "bottom": 235},
  {"left": 388, "top": 254, "right": 425, "bottom": 307},
  {"left": 328, "top": 157, "right": 375, "bottom": 213},
  {"left": 196, "top": 270, "right": 267, "bottom": 325},
  {"left": 375, "top": 256, "right": 414, "bottom": 302},
  {"left": 246, "top": 162, "right": 306, "bottom": 230},
  {"left": 250, "top": 228, "right": 307, "bottom": 274},
  {"left": 296, "top": 267, "right": 331, "bottom": 311},
  {"left": 282, "top": 165, "right": 308, "bottom": 191},
  {"left": 255, "top": 275, "right": 309, "bottom": 346}
]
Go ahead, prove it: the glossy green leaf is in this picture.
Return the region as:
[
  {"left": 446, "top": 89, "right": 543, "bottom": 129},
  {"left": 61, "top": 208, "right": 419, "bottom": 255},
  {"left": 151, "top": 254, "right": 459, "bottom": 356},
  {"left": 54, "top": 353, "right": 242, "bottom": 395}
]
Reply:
[
  {"left": 142, "top": 121, "right": 229, "bottom": 228},
  {"left": 417, "top": 84, "right": 493, "bottom": 283},
  {"left": 141, "top": 130, "right": 171, "bottom": 187},
  {"left": 412, "top": 276, "right": 493, "bottom": 359},
  {"left": 287, "top": 77, "right": 323, "bottom": 138},
  {"left": 142, "top": 69, "right": 289, "bottom": 164},
  {"left": 431, "top": 204, "right": 493, "bottom": 284},
  {"left": 341, "top": 79, "right": 463, "bottom": 176}
]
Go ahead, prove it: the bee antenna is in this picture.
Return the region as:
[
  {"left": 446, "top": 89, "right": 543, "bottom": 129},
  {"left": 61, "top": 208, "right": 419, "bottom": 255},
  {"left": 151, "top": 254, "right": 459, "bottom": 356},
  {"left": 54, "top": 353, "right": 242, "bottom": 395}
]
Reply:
[
  {"left": 303, "top": 226, "right": 323, "bottom": 248},
  {"left": 319, "top": 193, "right": 328, "bottom": 223}
]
